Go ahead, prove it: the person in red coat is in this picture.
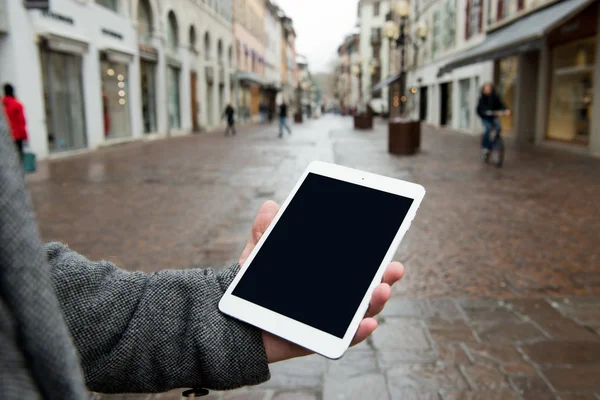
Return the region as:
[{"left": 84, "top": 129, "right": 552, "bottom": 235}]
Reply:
[{"left": 2, "top": 84, "right": 28, "bottom": 161}]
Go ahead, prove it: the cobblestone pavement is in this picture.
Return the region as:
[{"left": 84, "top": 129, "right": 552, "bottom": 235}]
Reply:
[{"left": 28, "top": 116, "right": 600, "bottom": 399}]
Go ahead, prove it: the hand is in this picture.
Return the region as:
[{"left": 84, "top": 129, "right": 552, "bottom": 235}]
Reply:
[
  {"left": 505, "top": 109, "right": 511, "bottom": 116},
  {"left": 239, "top": 201, "right": 405, "bottom": 364}
]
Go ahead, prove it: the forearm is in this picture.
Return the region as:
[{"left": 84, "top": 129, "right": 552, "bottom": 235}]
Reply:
[{"left": 46, "top": 243, "right": 270, "bottom": 393}]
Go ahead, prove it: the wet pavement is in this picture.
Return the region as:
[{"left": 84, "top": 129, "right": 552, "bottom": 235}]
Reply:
[{"left": 28, "top": 116, "right": 600, "bottom": 399}]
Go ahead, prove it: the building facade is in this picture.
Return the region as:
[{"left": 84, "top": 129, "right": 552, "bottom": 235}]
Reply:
[
  {"left": 406, "top": 0, "right": 599, "bottom": 158},
  {"left": 233, "top": 0, "right": 266, "bottom": 123},
  {"left": 281, "top": 16, "right": 298, "bottom": 112},
  {"left": 0, "top": 0, "right": 233, "bottom": 159},
  {"left": 263, "top": 0, "right": 283, "bottom": 115},
  {"left": 358, "top": 0, "right": 392, "bottom": 114},
  {"left": 335, "top": 33, "right": 360, "bottom": 113}
]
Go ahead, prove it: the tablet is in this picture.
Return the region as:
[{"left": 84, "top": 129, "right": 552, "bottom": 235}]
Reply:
[{"left": 219, "top": 161, "right": 425, "bottom": 359}]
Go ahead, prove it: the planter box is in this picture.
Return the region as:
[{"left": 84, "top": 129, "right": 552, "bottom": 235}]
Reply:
[
  {"left": 294, "top": 112, "right": 303, "bottom": 123},
  {"left": 353, "top": 114, "right": 373, "bottom": 130},
  {"left": 388, "top": 120, "right": 421, "bottom": 155}
]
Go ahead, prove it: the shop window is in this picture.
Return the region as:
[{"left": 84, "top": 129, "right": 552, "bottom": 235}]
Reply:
[
  {"left": 96, "top": 0, "right": 117, "bottom": 12},
  {"left": 547, "top": 37, "right": 596, "bottom": 144},
  {"left": 494, "top": 56, "right": 517, "bottom": 133},
  {"left": 101, "top": 60, "right": 131, "bottom": 139},
  {"left": 167, "top": 66, "right": 181, "bottom": 129}
]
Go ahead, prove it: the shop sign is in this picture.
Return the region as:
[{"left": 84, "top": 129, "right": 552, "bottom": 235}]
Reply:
[{"left": 24, "top": 0, "right": 50, "bottom": 10}]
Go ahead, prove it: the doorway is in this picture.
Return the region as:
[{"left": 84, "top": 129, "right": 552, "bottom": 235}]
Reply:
[
  {"left": 419, "top": 86, "right": 428, "bottom": 121},
  {"left": 440, "top": 82, "right": 453, "bottom": 126},
  {"left": 190, "top": 71, "right": 199, "bottom": 132}
]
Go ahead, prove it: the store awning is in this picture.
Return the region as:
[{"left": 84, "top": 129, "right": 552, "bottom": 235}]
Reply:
[
  {"left": 236, "top": 72, "right": 264, "bottom": 86},
  {"left": 372, "top": 72, "right": 401, "bottom": 93},
  {"left": 438, "top": 0, "right": 594, "bottom": 76}
]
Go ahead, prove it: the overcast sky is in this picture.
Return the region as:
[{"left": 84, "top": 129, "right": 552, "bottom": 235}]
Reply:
[{"left": 275, "top": 0, "right": 360, "bottom": 73}]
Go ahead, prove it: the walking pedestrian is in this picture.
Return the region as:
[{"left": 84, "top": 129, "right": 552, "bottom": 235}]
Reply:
[
  {"left": 2, "top": 83, "right": 28, "bottom": 161},
  {"left": 278, "top": 101, "right": 292, "bottom": 138},
  {"left": 476, "top": 83, "right": 510, "bottom": 160},
  {"left": 223, "top": 103, "right": 236, "bottom": 136},
  {"left": 0, "top": 110, "right": 405, "bottom": 398},
  {"left": 259, "top": 102, "right": 267, "bottom": 124}
]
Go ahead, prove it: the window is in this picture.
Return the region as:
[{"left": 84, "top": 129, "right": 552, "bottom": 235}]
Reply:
[
  {"left": 204, "top": 32, "right": 211, "bottom": 61},
  {"left": 432, "top": 10, "right": 441, "bottom": 59},
  {"left": 217, "top": 39, "right": 224, "bottom": 65},
  {"left": 374, "top": 2, "right": 380, "bottom": 16},
  {"left": 167, "top": 11, "right": 178, "bottom": 53},
  {"left": 96, "top": 0, "right": 117, "bottom": 11},
  {"left": 189, "top": 26, "right": 197, "bottom": 51},
  {"left": 443, "top": 0, "right": 456, "bottom": 49},
  {"left": 497, "top": 0, "right": 518, "bottom": 20},
  {"left": 137, "top": 0, "right": 153, "bottom": 43},
  {"left": 465, "top": 0, "right": 482, "bottom": 39}
]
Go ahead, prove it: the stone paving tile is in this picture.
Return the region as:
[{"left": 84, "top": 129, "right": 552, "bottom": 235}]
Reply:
[
  {"left": 426, "top": 319, "right": 477, "bottom": 343},
  {"left": 377, "top": 349, "right": 439, "bottom": 368},
  {"left": 372, "top": 320, "right": 431, "bottom": 350},
  {"left": 556, "top": 394, "right": 600, "bottom": 400},
  {"left": 387, "top": 364, "right": 468, "bottom": 391},
  {"left": 542, "top": 366, "right": 600, "bottom": 391},
  {"left": 441, "top": 391, "right": 519, "bottom": 400},
  {"left": 500, "top": 364, "right": 537, "bottom": 375},
  {"left": 471, "top": 321, "right": 547, "bottom": 343},
  {"left": 258, "top": 355, "right": 325, "bottom": 390},
  {"left": 521, "top": 342, "right": 600, "bottom": 365},
  {"left": 390, "top": 391, "right": 442, "bottom": 400},
  {"left": 437, "top": 344, "right": 471, "bottom": 365},
  {"left": 382, "top": 299, "right": 465, "bottom": 320},
  {"left": 508, "top": 374, "right": 555, "bottom": 400},
  {"left": 325, "top": 349, "right": 379, "bottom": 378},
  {"left": 461, "top": 364, "right": 510, "bottom": 391},
  {"left": 323, "top": 373, "right": 389, "bottom": 400},
  {"left": 271, "top": 392, "right": 318, "bottom": 400},
  {"left": 462, "top": 343, "right": 525, "bottom": 366}
]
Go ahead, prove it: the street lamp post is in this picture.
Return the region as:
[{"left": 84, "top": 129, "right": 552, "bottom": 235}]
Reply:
[{"left": 383, "top": 1, "right": 428, "bottom": 119}]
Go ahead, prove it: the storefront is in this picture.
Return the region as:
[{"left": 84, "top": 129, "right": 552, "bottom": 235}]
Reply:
[
  {"left": 438, "top": 0, "right": 600, "bottom": 155},
  {"left": 39, "top": 35, "right": 88, "bottom": 153},
  {"left": 100, "top": 51, "right": 133, "bottom": 139},
  {"left": 139, "top": 44, "right": 158, "bottom": 133},
  {"left": 167, "top": 59, "right": 182, "bottom": 130},
  {"left": 546, "top": 7, "right": 597, "bottom": 145}
]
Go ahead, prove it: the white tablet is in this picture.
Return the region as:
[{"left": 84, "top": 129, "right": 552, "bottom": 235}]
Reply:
[{"left": 219, "top": 161, "right": 425, "bottom": 359}]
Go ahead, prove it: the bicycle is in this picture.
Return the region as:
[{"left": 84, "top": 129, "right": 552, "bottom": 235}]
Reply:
[{"left": 482, "top": 110, "right": 510, "bottom": 168}]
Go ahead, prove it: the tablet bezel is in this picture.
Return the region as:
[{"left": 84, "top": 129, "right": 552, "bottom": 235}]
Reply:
[{"left": 219, "top": 161, "right": 425, "bottom": 359}]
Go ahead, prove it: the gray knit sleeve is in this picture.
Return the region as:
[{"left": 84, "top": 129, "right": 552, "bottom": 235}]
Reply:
[{"left": 45, "top": 243, "right": 270, "bottom": 394}]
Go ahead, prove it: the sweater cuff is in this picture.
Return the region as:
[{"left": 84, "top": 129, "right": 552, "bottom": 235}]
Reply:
[{"left": 211, "top": 263, "right": 271, "bottom": 389}]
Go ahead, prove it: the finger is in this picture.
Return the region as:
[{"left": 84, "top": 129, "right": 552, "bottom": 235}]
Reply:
[
  {"left": 350, "top": 318, "right": 378, "bottom": 347},
  {"left": 365, "top": 283, "right": 391, "bottom": 318},
  {"left": 382, "top": 262, "right": 404, "bottom": 286},
  {"left": 252, "top": 200, "right": 280, "bottom": 243}
]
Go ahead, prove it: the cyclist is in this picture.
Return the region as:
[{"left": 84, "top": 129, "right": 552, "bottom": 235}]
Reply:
[{"left": 476, "top": 83, "right": 510, "bottom": 161}]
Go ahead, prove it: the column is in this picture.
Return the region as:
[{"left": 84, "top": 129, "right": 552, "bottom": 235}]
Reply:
[
  {"left": 534, "top": 38, "right": 550, "bottom": 145},
  {"left": 84, "top": 44, "right": 104, "bottom": 148},
  {"left": 180, "top": 50, "right": 191, "bottom": 132},
  {"left": 452, "top": 78, "right": 460, "bottom": 130},
  {"left": 514, "top": 51, "right": 539, "bottom": 145},
  {"left": 129, "top": 53, "right": 143, "bottom": 138},
  {"left": 212, "top": 59, "right": 220, "bottom": 127},
  {"left": 589, "top": 8, "right": 600, "bottom": 157},
  {"left": 154, "top": 34, "right": 168, "bottom": 134}
]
